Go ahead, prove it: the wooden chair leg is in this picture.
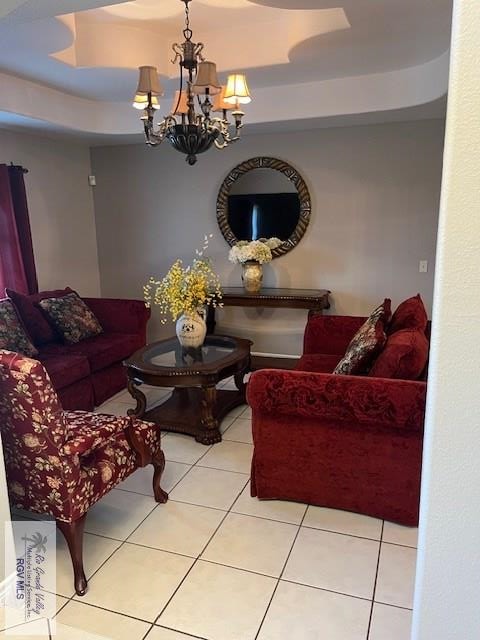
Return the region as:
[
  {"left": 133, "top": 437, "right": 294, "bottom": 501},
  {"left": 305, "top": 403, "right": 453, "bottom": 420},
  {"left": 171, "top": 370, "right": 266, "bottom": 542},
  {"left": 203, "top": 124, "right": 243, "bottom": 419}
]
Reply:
[
  {"left": 152, "top": 449, "right": 168, "bottom": 503},
  {"left": 57, "top": 513, "right": 88, "bottom": 596}
]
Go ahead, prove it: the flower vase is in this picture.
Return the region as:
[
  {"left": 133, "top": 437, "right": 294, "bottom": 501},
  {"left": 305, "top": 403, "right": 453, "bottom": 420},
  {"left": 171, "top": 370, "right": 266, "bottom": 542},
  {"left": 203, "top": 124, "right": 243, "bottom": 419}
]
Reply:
[
  {"left": 242, "top": 260, "right": 263, "bottom": 293},
  {"left": 175, "top": 310, "right": 207, "bottom": 348}
]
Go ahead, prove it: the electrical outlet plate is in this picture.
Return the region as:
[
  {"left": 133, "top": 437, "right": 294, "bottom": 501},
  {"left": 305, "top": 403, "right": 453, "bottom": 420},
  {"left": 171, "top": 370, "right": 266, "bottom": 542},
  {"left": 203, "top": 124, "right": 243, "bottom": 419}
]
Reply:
[{"left": 419, "top": 260, "right": 428, "bottom": 273}]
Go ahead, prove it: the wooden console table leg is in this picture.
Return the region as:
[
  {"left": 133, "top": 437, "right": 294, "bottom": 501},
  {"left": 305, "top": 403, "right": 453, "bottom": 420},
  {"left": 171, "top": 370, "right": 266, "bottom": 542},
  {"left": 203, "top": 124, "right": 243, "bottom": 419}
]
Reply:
[
  {"left": 206, "top": 305, "right": 216, "bottom": 334},
  {"left": 198, "top": 384, "right": 222, "bottom": 445},
  {"left": 234, "top": 371, "right": 247, "bottom": 397},
  {"left": 308, "top": 306, "right": 323, "bottom": 318},
  {"left": 127, "top": 379, "right": 147, "bottom": 418},
  {"left": 234, "top": 357, "right": 250, "bottom": 398}
]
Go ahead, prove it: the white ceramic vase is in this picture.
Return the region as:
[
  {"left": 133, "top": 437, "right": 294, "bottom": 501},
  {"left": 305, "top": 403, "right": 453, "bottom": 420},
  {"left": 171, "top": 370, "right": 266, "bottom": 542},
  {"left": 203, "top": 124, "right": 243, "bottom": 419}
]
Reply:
[{"left": 175, "top": 309, "right": 207, "bottom": 348}]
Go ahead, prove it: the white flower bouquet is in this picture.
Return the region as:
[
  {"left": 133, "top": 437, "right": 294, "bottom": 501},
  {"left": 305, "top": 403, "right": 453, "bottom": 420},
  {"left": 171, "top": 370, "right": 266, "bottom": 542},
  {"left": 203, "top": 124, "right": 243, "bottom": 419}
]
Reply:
[{"left": 228, "top": 237, "right": 282, "bottom": 264}]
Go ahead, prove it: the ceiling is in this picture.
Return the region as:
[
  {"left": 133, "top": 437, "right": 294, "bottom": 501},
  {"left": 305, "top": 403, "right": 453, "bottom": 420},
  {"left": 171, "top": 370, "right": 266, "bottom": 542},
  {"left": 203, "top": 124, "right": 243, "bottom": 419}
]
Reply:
[{"left": 0, "top": 0, "right": 452, "bottom": 140}]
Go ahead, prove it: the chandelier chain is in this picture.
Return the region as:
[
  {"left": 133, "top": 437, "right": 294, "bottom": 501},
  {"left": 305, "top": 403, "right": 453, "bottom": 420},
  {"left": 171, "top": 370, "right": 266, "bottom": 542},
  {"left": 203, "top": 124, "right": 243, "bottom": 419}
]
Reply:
[{"left": 183, "top": 0, "right": 193, "bottom": 41}]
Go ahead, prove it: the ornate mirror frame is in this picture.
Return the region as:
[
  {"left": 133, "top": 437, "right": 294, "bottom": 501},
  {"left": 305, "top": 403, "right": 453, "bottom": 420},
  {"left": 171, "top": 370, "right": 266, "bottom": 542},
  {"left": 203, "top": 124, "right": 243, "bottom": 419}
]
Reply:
[{"left": 216, "top": 156, "right": 312, "bottom": 258}]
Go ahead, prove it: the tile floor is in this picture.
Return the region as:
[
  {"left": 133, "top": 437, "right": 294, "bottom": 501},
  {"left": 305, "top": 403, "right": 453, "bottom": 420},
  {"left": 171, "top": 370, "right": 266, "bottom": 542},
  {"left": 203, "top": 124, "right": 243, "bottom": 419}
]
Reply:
[{"left": 1, "top": 379, "right": 417, "bottom": 639}]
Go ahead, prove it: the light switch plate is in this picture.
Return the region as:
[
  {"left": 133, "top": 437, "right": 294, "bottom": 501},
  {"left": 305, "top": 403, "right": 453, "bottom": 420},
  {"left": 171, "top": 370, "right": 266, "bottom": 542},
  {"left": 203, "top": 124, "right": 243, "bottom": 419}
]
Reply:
[{"left": 419, "top": 260, "right": 428, "bottom": 273}]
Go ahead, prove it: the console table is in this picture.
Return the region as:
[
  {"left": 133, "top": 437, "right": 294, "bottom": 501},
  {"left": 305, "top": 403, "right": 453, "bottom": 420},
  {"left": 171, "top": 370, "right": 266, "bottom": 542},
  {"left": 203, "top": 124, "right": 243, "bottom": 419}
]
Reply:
[{"left": 206, "top": 287, "right": 331, "bottom": 335}]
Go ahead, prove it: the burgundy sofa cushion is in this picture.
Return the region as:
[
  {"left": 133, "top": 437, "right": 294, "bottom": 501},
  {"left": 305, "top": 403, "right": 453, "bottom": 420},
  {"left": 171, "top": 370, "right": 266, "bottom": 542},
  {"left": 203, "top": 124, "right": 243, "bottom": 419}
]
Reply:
[
  {"left": 38, "top": 353, "right": 90, "bottom": 390},
  {"left": 7, "top": 287, "right": 74, "bottom": 345},
  {"left": 388, "top": 294, "right": 428, "bottom": 334},
  {"left": 57, "top": 378, "right": 95, "bottom": 412},
  {"left": 303, "top": 315, "right": 366, "bottom": 356},
  {"left": 83, "top": 298, "right": 150, "bottom": 339},
  {"left": 333, "top": 299, "right": 391, "bottom": 375},
  {"left": 369, "top": 329, "right": 429, "bottom": 380},
  {"left": 40, "top": 332, "right": 142, "bottom": 373},
  {"left": 91, "top": 362, "right": 128, "bottom": 406},
  {"left": 296, "top": 354, "right": 342, "bottom": 373}
]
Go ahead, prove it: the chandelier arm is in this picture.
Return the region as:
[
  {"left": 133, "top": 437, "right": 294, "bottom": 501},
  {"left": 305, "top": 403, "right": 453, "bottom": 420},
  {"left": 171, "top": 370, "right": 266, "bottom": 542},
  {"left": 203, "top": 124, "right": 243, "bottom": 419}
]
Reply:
[
  {"left": 171, "top": 43, "right": 183, "bottom": 65},
  {"left": 214, "top": 138, "right": 228, "bottom": 150},
  {"left": 194, "top": 42, "right": 205, "bottom": 63},
  {"left": 172, "top": 61, "right": 184, "bottom": 118}
]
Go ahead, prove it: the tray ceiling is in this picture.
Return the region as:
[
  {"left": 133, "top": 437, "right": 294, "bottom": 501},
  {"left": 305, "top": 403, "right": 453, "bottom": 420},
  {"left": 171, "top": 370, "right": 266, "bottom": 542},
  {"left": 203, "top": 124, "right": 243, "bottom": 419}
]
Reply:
[{"left": 0, "top": 0, "right": 452, "bottom": 139}]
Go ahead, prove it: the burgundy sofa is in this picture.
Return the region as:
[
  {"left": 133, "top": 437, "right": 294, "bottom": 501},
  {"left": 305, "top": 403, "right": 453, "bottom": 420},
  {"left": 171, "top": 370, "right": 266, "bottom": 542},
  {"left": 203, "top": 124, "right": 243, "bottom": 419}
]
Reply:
[
  {"left": 247, "top": 314, "right": 427, "bottom": 526},
  {"left": 7, "top": 288, "right": 150, "bottom": 411}
]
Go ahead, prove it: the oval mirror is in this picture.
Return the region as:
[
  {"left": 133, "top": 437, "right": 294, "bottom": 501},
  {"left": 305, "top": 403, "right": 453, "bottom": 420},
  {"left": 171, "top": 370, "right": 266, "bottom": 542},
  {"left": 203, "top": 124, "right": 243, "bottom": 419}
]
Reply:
[{"left": 216, "top": 157, "right": 311, "bottom": 258}]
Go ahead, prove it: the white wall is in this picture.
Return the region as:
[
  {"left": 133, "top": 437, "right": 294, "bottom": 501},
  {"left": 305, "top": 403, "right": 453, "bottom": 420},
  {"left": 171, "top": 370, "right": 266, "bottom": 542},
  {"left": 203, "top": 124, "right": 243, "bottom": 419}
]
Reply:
[
  {"left": 0, "top": 128, "right": 101, "bottom": 296},
  {"left": 412, "top": 1, "right": 480, "bottom": 638},
  {"left": 0, "top": 433, "right": 12, "bottom": 589},
  {"left": 91, "top": 119, "right": 444, "bottom": 354}
]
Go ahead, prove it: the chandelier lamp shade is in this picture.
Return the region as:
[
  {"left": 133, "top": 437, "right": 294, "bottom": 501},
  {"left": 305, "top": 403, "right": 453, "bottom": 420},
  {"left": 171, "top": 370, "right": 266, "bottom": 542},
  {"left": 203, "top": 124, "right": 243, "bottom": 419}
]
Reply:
[{"left": 132, "top": 0, "right": 252, "bottom": 165}]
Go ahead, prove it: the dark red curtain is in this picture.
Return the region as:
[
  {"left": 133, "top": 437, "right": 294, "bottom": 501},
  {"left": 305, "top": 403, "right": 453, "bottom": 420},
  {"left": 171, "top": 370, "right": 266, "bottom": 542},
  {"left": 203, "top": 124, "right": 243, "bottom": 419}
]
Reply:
[{"left": 0, "top": 164, "right": 38, "bottom": 295}]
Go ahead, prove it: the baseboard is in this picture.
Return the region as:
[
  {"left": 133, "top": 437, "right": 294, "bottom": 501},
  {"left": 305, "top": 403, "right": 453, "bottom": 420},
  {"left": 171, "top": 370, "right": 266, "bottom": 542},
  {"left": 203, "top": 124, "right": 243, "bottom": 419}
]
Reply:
[{"left": 252, "top": 351, "right": 300, "bottom": 359}]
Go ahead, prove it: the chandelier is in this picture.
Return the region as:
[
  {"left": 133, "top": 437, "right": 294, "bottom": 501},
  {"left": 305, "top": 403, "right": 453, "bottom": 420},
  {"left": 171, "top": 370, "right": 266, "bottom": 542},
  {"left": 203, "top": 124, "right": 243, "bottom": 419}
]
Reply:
[{"left": 132, "top": 0, "right": 251, "bottom": 165}]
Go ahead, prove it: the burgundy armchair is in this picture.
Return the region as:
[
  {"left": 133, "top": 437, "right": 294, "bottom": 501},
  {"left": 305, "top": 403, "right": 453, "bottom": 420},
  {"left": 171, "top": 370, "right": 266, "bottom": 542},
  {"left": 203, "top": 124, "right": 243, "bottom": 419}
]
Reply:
[
  {"left": 247, "top": 314, "right": 427, "bottom": 526},
  {"left": 0, "top": 350, "right": 168, "bottom": 595}
]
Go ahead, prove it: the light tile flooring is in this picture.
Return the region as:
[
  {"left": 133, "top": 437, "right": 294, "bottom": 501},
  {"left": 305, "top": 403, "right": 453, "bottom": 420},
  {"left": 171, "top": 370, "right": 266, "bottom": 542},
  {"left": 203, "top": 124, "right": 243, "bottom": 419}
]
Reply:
[{"left": 2, "top": 379, "right": 417, "bottom": 639}]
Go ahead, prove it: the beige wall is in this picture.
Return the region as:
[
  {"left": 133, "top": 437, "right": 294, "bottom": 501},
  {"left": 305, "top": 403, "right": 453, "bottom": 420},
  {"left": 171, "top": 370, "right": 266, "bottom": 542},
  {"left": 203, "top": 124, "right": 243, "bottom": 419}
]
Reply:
[
  {"left": 91, "top": 119, "right": 444, "bottom": 354},
  {"left": 413, "top": 1, "right": 480, "bottom": 637},
  {"left": 0, "top": 128, "right": 101, "bottom": 296}
]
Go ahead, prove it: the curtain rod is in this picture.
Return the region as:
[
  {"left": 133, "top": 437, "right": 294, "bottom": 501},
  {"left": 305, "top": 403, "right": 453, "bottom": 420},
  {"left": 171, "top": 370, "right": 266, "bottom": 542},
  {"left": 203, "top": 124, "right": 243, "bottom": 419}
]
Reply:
[{"left": 9, "top": 162, "right": 28, "bottom": 174}]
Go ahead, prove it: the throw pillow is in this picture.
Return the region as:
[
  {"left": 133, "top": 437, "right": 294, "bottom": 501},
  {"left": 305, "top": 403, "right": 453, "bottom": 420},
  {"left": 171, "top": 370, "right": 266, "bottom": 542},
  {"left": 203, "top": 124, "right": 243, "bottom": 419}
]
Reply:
[
  {"left": 38, "top": 293, "right": 103, "bottom": 344},
  {"left": 6, "top": 287, "right": 74, "bottom": 346},
  {"left": 388, "top": 294, "right": 428, "bottom": 334},
  {"left": 333, "top": 299, "right": 391, "bottom": 376},
  {"left": 369, "top": 328, "right": 429, "bottom": 380},
  {"left": 0, "top": 299, "right": 38, "bottom": 357}
]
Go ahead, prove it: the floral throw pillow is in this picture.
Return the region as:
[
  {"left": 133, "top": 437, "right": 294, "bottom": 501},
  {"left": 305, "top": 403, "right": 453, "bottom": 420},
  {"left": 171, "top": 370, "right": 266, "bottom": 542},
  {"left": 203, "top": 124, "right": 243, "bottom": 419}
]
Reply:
[
  {"left": 333, "top": 299, "right": 391, "bottom": 376},
  {"left": 0, "top": 299, "right": 38, "bottom": 357},
  {"left": 38, "top": 293, "right": 103, "bottom": 344}
]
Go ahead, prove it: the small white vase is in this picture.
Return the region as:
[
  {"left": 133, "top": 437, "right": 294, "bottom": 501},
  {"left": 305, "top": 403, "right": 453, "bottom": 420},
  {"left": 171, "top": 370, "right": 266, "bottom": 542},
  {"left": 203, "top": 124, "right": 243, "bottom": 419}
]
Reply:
[{"left": 175, "top": 310, "right": 207, "bottom": 348}]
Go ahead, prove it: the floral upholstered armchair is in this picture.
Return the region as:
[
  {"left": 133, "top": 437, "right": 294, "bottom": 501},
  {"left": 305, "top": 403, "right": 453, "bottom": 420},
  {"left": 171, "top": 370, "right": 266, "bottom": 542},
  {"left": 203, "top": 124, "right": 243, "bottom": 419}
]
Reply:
[{"left": 0, "top": 350, "right": 168, "bottom": 595}]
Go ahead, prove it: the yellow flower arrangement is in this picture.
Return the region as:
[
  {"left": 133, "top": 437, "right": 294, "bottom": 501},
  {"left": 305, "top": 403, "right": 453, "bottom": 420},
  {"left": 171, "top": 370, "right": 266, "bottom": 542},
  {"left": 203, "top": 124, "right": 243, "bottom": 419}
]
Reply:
[{"left": 144, "top": 236, "right": 223, "bottom": 323}]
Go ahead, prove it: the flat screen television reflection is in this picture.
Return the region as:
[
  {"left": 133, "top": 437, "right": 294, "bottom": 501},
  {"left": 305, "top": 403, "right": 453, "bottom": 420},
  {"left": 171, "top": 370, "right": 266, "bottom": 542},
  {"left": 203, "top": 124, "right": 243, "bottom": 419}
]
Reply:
[{"left": 227, "top": 192, "right": 300, "bottom": 241}]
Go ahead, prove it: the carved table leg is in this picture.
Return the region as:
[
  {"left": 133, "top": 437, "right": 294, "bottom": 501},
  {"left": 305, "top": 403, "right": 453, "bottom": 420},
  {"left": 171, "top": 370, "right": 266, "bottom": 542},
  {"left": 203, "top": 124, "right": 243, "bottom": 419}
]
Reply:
[
  {"left": 198, "top": 384, "right": 222, "bottom": 445},
  {"left": 127, "top": 378, "right": 147, "bottom": 418},
  {"left": 152, "top": 449, "right": 169, "bottom": 503}
]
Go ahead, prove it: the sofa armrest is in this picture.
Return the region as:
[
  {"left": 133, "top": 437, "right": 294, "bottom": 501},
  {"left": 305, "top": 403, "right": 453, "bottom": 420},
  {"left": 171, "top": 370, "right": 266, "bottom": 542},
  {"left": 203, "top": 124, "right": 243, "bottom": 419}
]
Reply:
[
  {"left": 83, "top": 298, "right": 151, "bottom": 337},
  {"left": 247, "top": 369, "right": 426, "bottom": 432},
  {"left": 303, "top": 315, "right": 366, "bottom": 355}
]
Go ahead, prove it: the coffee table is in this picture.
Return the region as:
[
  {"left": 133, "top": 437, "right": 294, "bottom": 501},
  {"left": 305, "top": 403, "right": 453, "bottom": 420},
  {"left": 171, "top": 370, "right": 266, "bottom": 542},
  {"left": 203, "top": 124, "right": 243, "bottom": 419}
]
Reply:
[{"left": 124, "top": 335, "right": 252, "bottom": 445}]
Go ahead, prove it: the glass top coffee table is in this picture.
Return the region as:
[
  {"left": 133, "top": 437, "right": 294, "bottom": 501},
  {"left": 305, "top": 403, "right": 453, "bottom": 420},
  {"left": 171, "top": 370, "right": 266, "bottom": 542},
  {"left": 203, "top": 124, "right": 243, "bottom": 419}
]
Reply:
[{"left": 124, "top": 335, "right": 252, "bottom": 445}]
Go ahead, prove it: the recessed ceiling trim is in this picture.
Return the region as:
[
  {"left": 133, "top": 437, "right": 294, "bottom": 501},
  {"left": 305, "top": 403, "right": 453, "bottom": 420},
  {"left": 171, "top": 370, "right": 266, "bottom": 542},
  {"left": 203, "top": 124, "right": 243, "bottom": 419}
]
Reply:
[{"left": 0, "top": 51, "right": 449, "bottom": 137}]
